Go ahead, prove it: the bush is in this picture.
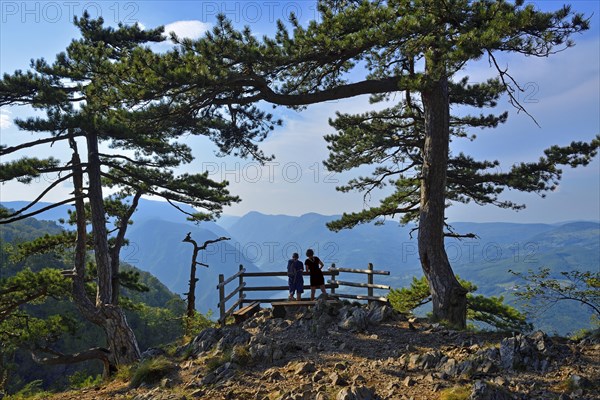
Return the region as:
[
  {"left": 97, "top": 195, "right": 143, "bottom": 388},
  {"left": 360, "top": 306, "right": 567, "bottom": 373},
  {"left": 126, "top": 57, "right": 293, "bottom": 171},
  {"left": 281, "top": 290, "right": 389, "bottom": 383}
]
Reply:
[
  {"left": 439, "top": 385, "right": 471, "bottom": 400},
  {"left": 130, "top": 356, "right": 177, "bottom": 388},
  {"left": 5, "top": 380, "right": 52, "bottom": 400},
  {"left": 183, "top": 310, "right": 215, "bottom": 338},
  {"left": 388, "top": 276, "right": 531, "bottom": 332},
  {"left": 68, "top": 371, "right": 102, "bottom": 389}
]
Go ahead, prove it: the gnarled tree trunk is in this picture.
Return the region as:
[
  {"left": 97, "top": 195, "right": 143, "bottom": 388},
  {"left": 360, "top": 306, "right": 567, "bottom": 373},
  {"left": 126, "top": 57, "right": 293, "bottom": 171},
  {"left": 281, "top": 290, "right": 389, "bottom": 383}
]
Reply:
[
  {"left": 86, "top": 132, "right": 141, "bottom": 368},
  {"left": 418, "top": 60, "right": 467, "bottom": 328}
]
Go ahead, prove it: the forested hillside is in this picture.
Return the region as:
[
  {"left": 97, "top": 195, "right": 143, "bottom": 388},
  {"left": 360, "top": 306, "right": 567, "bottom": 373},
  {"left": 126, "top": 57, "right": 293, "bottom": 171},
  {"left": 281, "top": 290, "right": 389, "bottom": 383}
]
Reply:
[
  {"left": 2, "top": 199, "right": 598, "bottom": 335},
  {"left": 0, "top": 216, "right": 188, "bottom": 393}
]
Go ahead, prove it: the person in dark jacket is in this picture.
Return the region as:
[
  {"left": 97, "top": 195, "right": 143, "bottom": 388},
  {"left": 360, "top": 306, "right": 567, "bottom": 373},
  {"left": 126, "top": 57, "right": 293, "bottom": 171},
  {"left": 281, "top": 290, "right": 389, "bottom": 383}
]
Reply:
[
  {"left": 305, "top": 248, "right": 327, "bottom": 300},
  {"left": 287, "top": 252, "right": 304, "bottom": 300}
]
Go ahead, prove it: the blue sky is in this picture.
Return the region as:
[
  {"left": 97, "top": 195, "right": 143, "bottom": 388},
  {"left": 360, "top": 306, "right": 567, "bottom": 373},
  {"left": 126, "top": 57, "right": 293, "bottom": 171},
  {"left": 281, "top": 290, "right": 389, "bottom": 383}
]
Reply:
[{"left": 1, "top": 0, "right": 599, "bottom": 223}]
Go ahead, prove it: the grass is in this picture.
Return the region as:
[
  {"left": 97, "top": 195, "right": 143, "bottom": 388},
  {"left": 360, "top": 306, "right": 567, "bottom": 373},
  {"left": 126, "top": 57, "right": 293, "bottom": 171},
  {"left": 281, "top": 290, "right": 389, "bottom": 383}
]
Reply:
[
  {"left": 204, "top": 349, "right": 232, "bottom": 373},
  {"left": 231, "top": 344, "right": 252, "bottom": 367},
  {"left": 4, "top": 380, "right": 54, "bottom": 400},
  {"left": 438, "top": 385, "right": 472, "bottom": 400},
  {"left": 129, "top": 356, "right": 177, "bottom": 388},
  {"left": 68, "top": 371, "right": 103, "bottom": 389}
]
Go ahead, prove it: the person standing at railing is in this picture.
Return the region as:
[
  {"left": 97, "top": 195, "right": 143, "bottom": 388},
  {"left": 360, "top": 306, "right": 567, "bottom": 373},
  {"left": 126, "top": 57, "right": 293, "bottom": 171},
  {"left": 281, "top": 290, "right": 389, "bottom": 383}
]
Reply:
[
  {"left": 305, "top": 248, "right": 327, "bottom": 301},
  {"left": 287, "top": 252, "right": 304, "bottom": 301}
]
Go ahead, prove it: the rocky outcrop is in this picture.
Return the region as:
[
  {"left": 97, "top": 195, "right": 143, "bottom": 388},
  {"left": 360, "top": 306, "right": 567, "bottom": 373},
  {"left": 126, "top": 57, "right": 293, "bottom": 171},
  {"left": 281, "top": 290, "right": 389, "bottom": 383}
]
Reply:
[{"left": 83, "top": 301, "right": 598, "bottom": 400}]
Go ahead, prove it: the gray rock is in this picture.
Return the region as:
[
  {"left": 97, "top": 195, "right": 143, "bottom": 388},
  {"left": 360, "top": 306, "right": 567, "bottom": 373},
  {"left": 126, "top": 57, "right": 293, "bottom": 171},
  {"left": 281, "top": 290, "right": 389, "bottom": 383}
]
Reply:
[
  {"left": 140, "top": 347, "right": 167, "bottom": 360},
  {"left": 336, "top": 385, "right": 379, "bottom": 400},
  {"left": 567, "top": 374, "right": 592, "bottom": 389},
  {"left": 330, "top": 372, "right": 349, "bottom": 386},
  {"left": 469, "top": 380, "right": 514, "bottom": 400},
  {"left": 339, "top": 307, "right": 368, "bottom": 332},
  {"left": 296, "top": 361, "right": 317, "bottom": 374},
  {"left": 262, "top": 369, "right": 284, "bottom": 382},
  {"left": 188, "top": 327, "right": 223, "bottom": 357},
  {"left": 216, "top": 326, "right": 252, "bottom": 352},
  {"left": 366, "top": 303, "right": 392, "bottom": 325}
]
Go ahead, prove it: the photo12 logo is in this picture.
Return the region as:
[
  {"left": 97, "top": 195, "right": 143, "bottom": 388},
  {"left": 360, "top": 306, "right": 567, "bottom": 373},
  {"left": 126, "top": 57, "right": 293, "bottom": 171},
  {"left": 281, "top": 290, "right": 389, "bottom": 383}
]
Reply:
[
  {"left": 198, "top": 240, "right": 340, "bottom": 265},
  {"left": 1, "top": 2, "right": 140, "bottom": 24},
  {"left": 201, "top": 161, "right": 338, "bottom": 184},
  {"left": 199, "top": 1, "right": 319, "bottom": 24}
]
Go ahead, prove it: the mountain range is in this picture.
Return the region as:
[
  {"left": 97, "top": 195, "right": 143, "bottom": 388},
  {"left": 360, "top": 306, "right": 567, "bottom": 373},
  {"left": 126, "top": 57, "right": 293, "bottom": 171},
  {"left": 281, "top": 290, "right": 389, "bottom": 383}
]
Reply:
[{"left": 2, "top": 199, "right": 598, "bottom": 334}]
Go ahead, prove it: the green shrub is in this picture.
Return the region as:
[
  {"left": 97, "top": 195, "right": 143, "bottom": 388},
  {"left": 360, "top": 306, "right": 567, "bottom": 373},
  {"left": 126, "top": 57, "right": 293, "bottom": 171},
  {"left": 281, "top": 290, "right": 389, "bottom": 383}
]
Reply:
[
  {"left": 388, "top": 276, "right": 531, "bottom": 332},
  {"left": 5, "top": 380, "right": 52, "bottom": 400},
  {"left": 68, "top": 371, "right": 102, "bottom": 389},
  {"left": 183, "top": 310, "right": 215, "bottom": 337},
  {"left": 130, "top": 356, "right": 177, "bottom": 388},
  {"left": 439, "top": 385, "right": 471, "bottom": 400}
]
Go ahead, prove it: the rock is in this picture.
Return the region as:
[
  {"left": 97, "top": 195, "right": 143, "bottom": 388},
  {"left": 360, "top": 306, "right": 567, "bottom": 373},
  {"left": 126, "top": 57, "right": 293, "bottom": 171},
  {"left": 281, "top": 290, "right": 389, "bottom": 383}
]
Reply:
[
  {"left": 160, "top": 378, "right": 174, "bottom": 388},
  {"left": 402, "top": 376, "right": 416, "bottom": 387},
  {"left": 189, "top": 389, "right": 206, "bottom": 398},
  {"left": 336, "top": 385, "right": 379, "bottom": 400},
  {"left": 352, "top": 374, "right": 367, "bottom": 384},
  {"left": 141, "top": 347, "right": 167, "bottom": 360},
  {"left": 313, "top": 370, "right": 326, "bottom": 382},
  {"left": 366, "top": 303, "right": 392, "bottom": 325},
  {"left": 262, "top": 368, "right": 284, "bottom": 382},
  {"left": 469, "top": 380, "right": 514, "bottom": 400},
  {"left": 493, "top": 376, "right": 507, "bottom": 386},
  {"left": 189, "top": 327, "right": 223, "bottom": 356},
  {"left": 334, "top": 362, "right": 349, "bottom": 371},
  {"left": 407, "top": 354, "right": 421, "bottom": 370},
  {"left": 330, "top": 372, "right": 349, "bottom": 386},
  {"left": 567, "top": 374, "right": 592, "bottom": 390},
  {"left": 216, "top": 326, "right": 252, "bottom": 352},
  {"left": 295, "top": 361, "right": 317, "bottom": 374},
  {"left": 315, "top": 393, "right": 328, "bottom": 400},
  {"left": 339, "top": 307, "right": 368, "bottom": 332}
]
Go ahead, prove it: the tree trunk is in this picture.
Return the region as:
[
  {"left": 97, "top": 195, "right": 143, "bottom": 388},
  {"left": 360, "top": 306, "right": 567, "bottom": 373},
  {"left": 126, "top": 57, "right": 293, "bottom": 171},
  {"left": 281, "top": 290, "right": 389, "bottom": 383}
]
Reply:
[
  {"left": 86, "top": 132, "right": 141, "bottom": 367},
  {"left": 182, "top": 236, "right": 200, "bottom": 319},
  {"left": 110, "top": 192, "right": 142, "bottom": 305},
  {"left": 418, "top": 62, "right": 467, "bottom": 328},
  {"left": 86, "top": 132, "right": 113, "bottom": 306},
  {"left": 101, "top": 305, "right": 141, "bottom": 367}
]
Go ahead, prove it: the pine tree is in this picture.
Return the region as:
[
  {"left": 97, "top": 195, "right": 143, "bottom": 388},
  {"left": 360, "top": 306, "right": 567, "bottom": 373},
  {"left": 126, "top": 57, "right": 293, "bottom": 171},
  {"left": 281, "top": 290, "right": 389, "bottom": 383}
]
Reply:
[
  {"left": 0, "top": 14, "right": 274, "bottom": 374},
  {"left": 156, "top": 0, "right": 596, "bottom": 327}
]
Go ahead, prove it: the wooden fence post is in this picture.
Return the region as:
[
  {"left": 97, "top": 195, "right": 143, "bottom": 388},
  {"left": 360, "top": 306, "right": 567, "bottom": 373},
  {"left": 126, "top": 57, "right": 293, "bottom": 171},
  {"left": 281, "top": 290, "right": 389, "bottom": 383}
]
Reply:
[
  {"left": 238, "top": 264, "right": 244, "bottom": 310},
  {"left": 330, "top": 263, "right": 337, "bottom": 295},
  {"left": 367, "top": 263, "right": 374, "bottom": 305},
  {"left": 218, "top": 274, "right": 225, "bottom": 326}
]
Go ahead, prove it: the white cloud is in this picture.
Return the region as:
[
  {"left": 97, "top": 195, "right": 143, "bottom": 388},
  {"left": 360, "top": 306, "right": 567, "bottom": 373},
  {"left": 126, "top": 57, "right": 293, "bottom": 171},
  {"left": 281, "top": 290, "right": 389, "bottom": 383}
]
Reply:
[
  {"left": 0, "top": 109, "right": 12, "bottom": 129},
  {"left": 163, "top": 20, "right": 211, "bottom": 40}
]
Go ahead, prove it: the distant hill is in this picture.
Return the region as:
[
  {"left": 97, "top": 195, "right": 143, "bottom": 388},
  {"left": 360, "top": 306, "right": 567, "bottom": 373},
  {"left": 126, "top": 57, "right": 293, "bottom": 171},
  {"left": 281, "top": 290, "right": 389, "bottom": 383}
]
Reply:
[
  {"left": 3, "top": 199, "right": 598, "bottom": 334},
  {"left": 126, "top": 218, "right": 282, "bottom": 314}
]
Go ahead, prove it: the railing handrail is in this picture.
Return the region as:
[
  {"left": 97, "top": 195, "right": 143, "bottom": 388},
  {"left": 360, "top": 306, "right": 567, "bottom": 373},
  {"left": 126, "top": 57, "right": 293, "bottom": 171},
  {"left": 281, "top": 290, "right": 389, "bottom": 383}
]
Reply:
[
  {"left": 330, "top": 267, "right": 390, "bottom": 275},
  {"left": 240, "top": 270, "right": 338, "bottom": 277},
  {"left": 216, "top": 263, "right": 391, "bottom": 325},
  {"left": 216, "top": 266, "right": 246, "bottom": 289}
]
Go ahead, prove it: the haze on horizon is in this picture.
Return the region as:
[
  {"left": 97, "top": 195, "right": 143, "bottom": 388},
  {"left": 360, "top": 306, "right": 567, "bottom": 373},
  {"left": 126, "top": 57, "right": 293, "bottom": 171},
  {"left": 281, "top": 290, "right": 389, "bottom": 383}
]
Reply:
[{"left": 1, "top": 0, "right": 598, "bottom": 224}]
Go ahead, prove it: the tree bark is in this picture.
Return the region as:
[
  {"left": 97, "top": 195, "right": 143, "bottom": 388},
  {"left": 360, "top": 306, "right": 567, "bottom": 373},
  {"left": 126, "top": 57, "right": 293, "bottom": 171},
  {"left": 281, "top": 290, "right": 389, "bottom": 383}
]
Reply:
[
  {"left": 110, "top": 191, "right": 142, "bottom": 305},
  {"left": 86, "top": 131, "right": 113, "bottom": 306},
  {"left": 101, "top": 305, "right": 141, "bottom": 367},
  {"left": 86, "top": 132, "right": 141, "bottom": 367},
  {"left": 418, "top": 59, "right": 467, "bottom": 328}
]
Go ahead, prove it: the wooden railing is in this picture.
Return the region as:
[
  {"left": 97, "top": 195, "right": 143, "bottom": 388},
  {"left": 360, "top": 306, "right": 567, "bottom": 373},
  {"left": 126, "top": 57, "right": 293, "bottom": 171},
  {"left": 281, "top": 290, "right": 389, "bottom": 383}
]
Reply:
[{"left": 216, "top": 263, "right": 391, "bottom": 324}]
